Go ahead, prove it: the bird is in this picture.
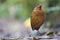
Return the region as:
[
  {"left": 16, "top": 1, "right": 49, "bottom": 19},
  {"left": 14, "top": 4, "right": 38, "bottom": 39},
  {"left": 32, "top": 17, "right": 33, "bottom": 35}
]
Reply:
[{"left": 31, "top": 4, "right": 45, "bottom": 30}]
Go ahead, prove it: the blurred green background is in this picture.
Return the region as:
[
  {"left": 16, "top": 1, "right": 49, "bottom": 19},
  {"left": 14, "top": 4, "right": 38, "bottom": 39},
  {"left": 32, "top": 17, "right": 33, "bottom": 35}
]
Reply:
[{"left": 0, "top": 0, "right": 60, "bottom": 29}]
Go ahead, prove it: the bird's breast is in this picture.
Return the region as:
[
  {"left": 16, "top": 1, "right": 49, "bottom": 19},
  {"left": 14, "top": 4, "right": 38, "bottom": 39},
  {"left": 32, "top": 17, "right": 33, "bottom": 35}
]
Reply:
[{"left": 31, "top": 13, "right": 45, "bottom": 29}]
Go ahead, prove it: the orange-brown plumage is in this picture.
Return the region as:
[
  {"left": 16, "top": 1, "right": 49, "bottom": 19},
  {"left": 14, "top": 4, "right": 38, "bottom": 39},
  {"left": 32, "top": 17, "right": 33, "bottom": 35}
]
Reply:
[{"left": 31, "top": 4, "right": 45, "bottom": 30}]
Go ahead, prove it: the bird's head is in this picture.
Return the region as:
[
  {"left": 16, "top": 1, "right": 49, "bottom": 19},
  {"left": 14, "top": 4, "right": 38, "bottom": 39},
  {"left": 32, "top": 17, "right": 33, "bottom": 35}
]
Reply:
[{"left": 35, "top": 4, "right": 42, "bottom": 10}]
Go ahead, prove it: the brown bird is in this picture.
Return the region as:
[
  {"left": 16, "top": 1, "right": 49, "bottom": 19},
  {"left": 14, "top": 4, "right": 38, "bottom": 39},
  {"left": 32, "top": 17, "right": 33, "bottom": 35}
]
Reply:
[{"left": 31, "top": 4, "right": 45, "bottom": 30}]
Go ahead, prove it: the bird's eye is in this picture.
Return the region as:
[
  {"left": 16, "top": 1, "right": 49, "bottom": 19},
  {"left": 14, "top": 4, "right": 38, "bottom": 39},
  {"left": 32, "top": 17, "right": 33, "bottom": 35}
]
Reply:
[
  {"left": 38, "top": 5, "right": 41, "bottom": 8},
  {"left": 36, "top": 4, "right": 41, "bottom": 8}
]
